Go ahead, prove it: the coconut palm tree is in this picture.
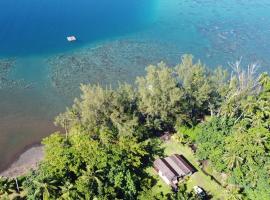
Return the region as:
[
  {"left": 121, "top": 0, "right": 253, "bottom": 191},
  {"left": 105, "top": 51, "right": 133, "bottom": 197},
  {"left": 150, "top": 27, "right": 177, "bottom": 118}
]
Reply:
[
  {"left": 59, "top": 182, "right": 76, "bottom": 200},
  {"left": 0, "top": 177, "right": 26, "bottom": 200},
  {"left": 33, "top": 178, "right": 58, "bottom": 200},
  {"left": 224, "top": 151, "right": 244, "bottom": 170},
  {"left": 80, "top": 168, "right": 104, "bottom": 195},
  {"left": 0, "top": 178, "right": 15, "bottom": 195},
  {"left": 225, "top": 184, "right": 244, "bottom": 200}
]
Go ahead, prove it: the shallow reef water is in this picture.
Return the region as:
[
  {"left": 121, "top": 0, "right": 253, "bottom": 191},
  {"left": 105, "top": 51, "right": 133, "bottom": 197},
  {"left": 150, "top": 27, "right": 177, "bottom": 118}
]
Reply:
[
  {"left": 0, "top": 59, "right": 31, "bottom": 90},
  {"left": 48, "top": 39, "right": 181, "bottom": 98},
  {"left": 1, "top": 0, "right": 270, "bottom": 170}
]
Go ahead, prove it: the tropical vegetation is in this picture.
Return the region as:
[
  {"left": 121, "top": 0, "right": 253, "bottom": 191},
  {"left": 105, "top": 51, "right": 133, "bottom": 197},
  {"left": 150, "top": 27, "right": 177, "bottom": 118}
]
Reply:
[{"left": 0, "top": 55, "right": 269, "bottom": 199}]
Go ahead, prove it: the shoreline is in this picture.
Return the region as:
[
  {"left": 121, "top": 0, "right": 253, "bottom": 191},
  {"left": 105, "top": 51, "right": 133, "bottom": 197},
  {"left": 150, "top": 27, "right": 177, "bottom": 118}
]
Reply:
[{"left": 0, "top": 144, "right": 44, "bottom": 177}]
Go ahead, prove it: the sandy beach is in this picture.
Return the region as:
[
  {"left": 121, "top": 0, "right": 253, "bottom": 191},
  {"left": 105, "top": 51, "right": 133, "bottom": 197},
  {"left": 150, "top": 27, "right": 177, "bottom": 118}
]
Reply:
[{"left": 0, "top": 145, "right": 44, "bottom": 177}]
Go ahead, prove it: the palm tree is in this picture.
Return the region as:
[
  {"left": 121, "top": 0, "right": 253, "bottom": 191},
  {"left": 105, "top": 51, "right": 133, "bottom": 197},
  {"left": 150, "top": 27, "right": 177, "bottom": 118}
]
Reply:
[
  {"left": 0, "top": 177, "right": 25, "bottom": 200},
  {"left": 80, "top": 167, "right": 104, "bottom": 195},
  {"left": 253, "top": 132, "right": 268, "bottom": 147},
  {"left": 33, "top": 179, "right": 58, "bottom": 200},
  {"left": 258, "top": 72, "right": 270, "bottom": 91},
  {"left": 226, "top": 185, "right": 243, "bottom": 200},
  {"left": 224, "top": 151, "right": 243, "bottom": 169},
  {"left": 246, "top": 167, "right": 259, "bottom": 188},
  {"left": 0, "top": 178, "right": 15, "bottom": 194},
  {"left": 59, "top": 182, "right": 75, "bottom": 200},
  {"left": 6, "top": 191, "right": 27, "bottom": 200}
]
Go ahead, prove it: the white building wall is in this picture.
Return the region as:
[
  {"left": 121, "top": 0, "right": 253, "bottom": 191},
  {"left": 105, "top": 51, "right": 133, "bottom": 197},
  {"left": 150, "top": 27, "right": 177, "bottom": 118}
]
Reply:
[{"left": 158, "top": 170, "right": 171, "bottom": 185}]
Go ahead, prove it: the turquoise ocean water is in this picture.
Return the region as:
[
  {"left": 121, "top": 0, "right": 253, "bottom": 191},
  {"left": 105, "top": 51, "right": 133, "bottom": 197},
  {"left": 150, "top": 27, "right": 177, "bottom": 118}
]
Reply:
[{"left": 0, "top": 0, "right": 270, "bottom": 170}]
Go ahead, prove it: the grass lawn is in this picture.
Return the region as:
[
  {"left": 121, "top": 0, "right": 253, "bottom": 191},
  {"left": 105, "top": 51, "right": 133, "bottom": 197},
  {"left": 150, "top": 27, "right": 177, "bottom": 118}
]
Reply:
[{"left": 149, "top": 139, "right": 229, "bottom": 199}]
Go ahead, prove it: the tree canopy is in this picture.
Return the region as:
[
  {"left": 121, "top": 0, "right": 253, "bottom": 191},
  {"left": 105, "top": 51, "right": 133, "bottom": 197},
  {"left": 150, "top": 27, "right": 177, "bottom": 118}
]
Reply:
[{"left": 1, "top": 55, "right": 269, "bottom": 199}]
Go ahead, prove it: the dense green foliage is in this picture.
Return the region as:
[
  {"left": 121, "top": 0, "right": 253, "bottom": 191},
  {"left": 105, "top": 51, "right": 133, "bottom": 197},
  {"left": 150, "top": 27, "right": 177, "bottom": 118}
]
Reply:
[
  {"left": 1, "top": 55, "right": 269, "bottom": 199},
  {"left": 21, "top": 131, "right": 157, "bottom": 199},
  {"left": 179, "top": 69, "right": 270, "bottom": 199},
  {"left": 193, "top": 73, "right": 270, "bottom": 199}
]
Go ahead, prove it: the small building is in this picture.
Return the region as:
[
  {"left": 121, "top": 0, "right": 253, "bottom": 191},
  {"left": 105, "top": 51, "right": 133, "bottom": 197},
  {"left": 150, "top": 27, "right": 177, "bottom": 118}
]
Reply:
[
  {"left": 153, "top": 154, "right": 196, "bottom": 188},
  {"left": 67, "top": 36, "right": 77, "bottom": 42}
]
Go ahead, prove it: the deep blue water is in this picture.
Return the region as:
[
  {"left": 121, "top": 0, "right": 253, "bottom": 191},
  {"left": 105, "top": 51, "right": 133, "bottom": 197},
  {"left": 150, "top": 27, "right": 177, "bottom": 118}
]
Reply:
[
  {"left": 0, "top": 0, "right": 157, "bottom": 170},
  {"left": 0, "top": 0, "right": 156, "bottom": 56},
  {"left": 1, "top": 0, "right": 270, "bottom": 171}
]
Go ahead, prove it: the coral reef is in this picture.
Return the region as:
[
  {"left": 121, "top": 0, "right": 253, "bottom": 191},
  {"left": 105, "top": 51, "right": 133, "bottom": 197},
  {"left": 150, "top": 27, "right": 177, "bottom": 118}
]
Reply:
[
  {"left": 48, "top": 39, "right": 180, "bottom": 98},
  {"left": 0, "top": 59, "right": 30, "bottom": 90}
]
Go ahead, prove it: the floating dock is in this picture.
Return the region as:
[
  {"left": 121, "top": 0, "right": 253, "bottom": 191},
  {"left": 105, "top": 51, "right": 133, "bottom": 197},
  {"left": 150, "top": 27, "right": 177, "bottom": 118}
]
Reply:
[{"left": 67, "top": 36, "right": 77, "bottom": 42}]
